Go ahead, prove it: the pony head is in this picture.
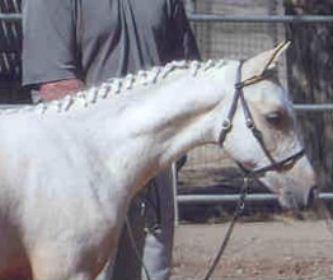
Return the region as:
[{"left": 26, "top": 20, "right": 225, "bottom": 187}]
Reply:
[{"left": 220, "top": 42, "right": 317, "bottom": 210}]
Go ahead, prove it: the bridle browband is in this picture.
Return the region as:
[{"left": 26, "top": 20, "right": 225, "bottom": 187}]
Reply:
[{"left": 218, "top": 60, "right": 305, "bottom": 177}]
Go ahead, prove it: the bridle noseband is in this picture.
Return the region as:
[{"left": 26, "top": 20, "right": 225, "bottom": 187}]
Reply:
[{"left": 218, "top": 60, "right": 305, "bottom": 177}]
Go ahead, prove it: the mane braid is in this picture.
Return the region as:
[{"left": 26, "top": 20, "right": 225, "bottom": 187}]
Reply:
[{"left": 3, "top": 59, "right": 227, "bottom": 116}]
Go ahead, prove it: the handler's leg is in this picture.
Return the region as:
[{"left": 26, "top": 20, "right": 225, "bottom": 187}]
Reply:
[{"left": 141, "top": 167, "right": 175, "bottom": 280}]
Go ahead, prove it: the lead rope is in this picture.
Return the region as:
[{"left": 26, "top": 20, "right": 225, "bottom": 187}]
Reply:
[
  {"left": 201, "top": 176, "right": 249, "bottom": 280},
  {"left": 125, "top": 177, "right": 249, "bottom": 280}
]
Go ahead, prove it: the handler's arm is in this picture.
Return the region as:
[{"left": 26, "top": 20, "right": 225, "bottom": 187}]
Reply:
[{"left": 22, "top": 0, "right": 83, "bottom": 101}]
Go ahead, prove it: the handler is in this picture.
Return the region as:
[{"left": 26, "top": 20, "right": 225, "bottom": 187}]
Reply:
[{"left": 22, "top": 0, "right": 200, "bottom": 279}]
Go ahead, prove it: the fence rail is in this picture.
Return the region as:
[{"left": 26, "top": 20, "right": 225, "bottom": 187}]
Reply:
[
  {"left": 1, "top": 104, "right": 333, "bottom": 111},
  {"left": 178, "top": 192, "right": 333, "bottom": 204},
  {"left": 188, "top": 14, "right": 333, "bottom": 23},
  {"left": 294, "top": 104, "right": 333, "bottom": 112},
  {"left": 0, "top": 13, "right": 21, "bottom": 21},
  {"left": 2, "top": 13, "right": 333, "bottom": 23}
]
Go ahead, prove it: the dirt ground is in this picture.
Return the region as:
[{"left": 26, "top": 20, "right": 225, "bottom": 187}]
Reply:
[
  {"left": 171, "top": 220, "right": 333, "bottom": 280},
  {"left": 174, "top": 143, "right": 333, "bottom": 280}
]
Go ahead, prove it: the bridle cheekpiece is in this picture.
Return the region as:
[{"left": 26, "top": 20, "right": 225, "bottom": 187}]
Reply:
[{"left": 218, "top": 60, "right": 305, "bottom": 178}]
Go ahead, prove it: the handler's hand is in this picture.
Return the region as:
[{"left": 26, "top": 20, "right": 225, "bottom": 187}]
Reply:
[{"left": 39, "top": 79, "right": 84, "bottom": 102}]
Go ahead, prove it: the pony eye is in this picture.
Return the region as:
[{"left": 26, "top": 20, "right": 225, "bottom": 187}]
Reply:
[{"left": 266, "top": 111, "right": 283, "bottom": 126}]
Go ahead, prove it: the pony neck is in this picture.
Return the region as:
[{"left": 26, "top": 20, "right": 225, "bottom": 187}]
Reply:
[{"left": 86, "top": 61, "right": 237, "bottom": 193}]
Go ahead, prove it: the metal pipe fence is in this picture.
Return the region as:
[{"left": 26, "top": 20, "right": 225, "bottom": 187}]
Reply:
[
  {"left": 178, "top": 192, "right": 333, "bottom": 205},
  {"left": 188, "top": 14, "right": 333, "bottom": 23},
  {"left": 178, "top": 7, "right": 333, "bottom": 220},
  {"left": 0, "top": 13, "right": 21, "bottom": 21},
  {"left": 3, "top": 13, "right": 333, "bottom": 23},
  {"left": 1, "top": 104, "right": 332, "bottom": 111}
]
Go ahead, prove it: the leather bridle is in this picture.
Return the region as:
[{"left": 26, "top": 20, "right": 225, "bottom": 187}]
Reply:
[{"left": 218, "top": 60, "right": 305, "bottom": 178}]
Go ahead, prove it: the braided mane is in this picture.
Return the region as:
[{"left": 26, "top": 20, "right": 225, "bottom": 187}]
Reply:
[{"left": 5, "top": 59, "right": 227, "bottom": 115}]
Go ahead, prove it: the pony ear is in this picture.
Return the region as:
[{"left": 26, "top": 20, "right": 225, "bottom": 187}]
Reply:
[
  {"left": 243, "top": 41, "right": 291, "bottom": 80},
  {"left": 261, "top": 41, "right": 291, "bottom": 74}
]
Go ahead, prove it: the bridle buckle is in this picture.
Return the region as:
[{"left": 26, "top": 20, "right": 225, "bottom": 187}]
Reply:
[{"left": 221, "top": 119, "right": 232, "bottom": 131}]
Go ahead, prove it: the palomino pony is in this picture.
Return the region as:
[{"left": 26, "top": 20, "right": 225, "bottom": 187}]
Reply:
[{"left": 0, "top": 43, "right": 316, "bottom": 280}]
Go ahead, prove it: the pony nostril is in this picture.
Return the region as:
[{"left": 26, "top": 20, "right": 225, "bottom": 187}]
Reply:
[{"left": 307, "top": 186, "right": 319, "bottom": 208}]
